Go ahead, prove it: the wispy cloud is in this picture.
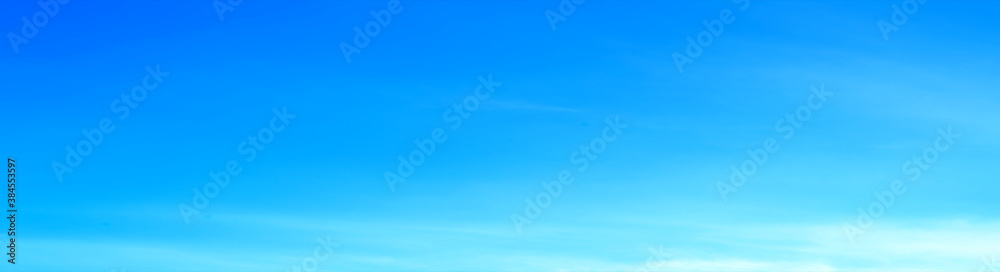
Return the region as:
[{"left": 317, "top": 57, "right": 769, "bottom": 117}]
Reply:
[
  {"left": 163, "top": 213, "right": 1000, "bottom": 271},
  {"left": 486, "top": 100, "right": 582, "bottom": 113}
]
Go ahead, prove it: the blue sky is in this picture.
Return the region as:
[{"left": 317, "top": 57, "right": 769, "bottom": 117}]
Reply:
[{"left": 2, "top": 0, "right": 1000, "bottom": 271}]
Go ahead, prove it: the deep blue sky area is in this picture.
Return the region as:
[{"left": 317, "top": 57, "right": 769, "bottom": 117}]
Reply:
[{"left": 1, "top": 0, "right": 999, "bottom": 271}]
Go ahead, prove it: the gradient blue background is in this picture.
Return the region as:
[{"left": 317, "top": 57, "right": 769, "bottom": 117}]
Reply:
[{"left": 2, "top": 0, "right": 999, "bottom": 271}]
